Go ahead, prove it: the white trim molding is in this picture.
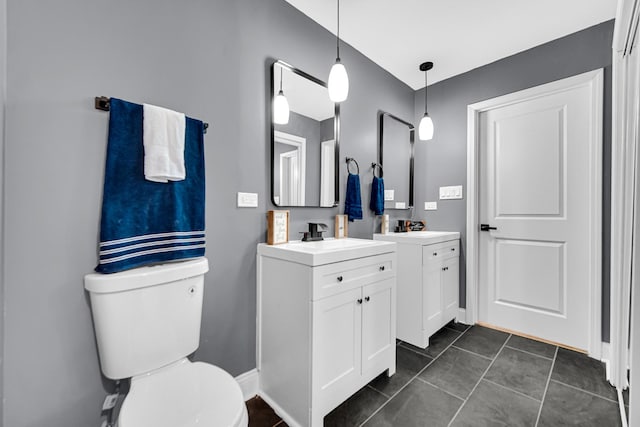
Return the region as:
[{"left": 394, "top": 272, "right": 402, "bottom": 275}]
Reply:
[
  {"left": 235, "top": 368, "right": 259, "bottom": 402},
  {"left": 466, "top": 69, "right": 603, "bottom": 358}
]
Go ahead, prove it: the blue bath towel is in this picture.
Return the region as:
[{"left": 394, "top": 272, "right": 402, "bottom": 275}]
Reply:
[
  {"left": 370, "top": 176, "right": 384, "bottom": 215},
  {"left": 95, "top": 98, "right": 205, "bottom": 273},
  {"left": 344, "top": 173, "right": 363, "bottom": 221}
]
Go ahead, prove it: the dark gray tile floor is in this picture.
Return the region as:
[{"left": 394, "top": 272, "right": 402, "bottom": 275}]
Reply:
[{"left": 250, "top": 322, "right": 625, "bottom": 426}]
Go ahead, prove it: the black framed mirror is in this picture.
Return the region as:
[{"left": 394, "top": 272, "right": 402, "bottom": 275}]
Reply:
[
  {"left": 271, "top": 60, "right": 340, "bottom": 207},
  {"left": 379, "top": 111, "right": 414, "bottom": 210}
]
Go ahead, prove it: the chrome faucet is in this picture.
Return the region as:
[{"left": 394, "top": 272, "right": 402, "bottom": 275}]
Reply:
[{"left": 301, "top": 223, "right": 327, "bottom": 242}]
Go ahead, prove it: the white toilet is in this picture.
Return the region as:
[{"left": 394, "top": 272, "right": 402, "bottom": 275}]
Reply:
[{"left": 84, "top": 257, "right": 249, "bottom": 427}]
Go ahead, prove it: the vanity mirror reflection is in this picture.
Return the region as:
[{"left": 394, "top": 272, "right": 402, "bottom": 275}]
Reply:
[
  {"left": 271, "top": 60, "right": 340, "bottom": 207},
  {"left": 379, "top": 112, "right": 414, "bottom": 210}
]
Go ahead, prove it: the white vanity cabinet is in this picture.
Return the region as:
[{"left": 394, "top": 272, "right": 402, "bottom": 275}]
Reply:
[
  {"left": 374, "top": 231, "right": 460, "bottom": 349},
  {"left": 257, "top": 239, "right": 397, "bottom": 427}
]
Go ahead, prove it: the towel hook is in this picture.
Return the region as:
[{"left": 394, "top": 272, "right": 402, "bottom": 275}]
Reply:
[
  {"left": 371, "top": 162, "right": 383, "bottom": 178},
  {"left": 346, "top": 157, "right": 360, "bottom": 175}
]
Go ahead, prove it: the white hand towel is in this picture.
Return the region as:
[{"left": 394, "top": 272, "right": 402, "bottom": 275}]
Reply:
[{"left": 143, "top": 103, "right": 186, "bottom": 183}]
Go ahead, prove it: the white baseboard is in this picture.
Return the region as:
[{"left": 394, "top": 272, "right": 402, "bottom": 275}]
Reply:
[
  {"left": 457, "top": 308, "right": 467, "bottom": 324},
  {"left": 235, "top": 368, "right": 259, "bottom": 401},
  {"left": 601, "top": 342, "right": 611, "bottom": 381}
]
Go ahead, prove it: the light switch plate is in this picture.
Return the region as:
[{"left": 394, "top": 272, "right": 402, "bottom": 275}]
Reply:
[
  {"left": 395, "top": 202, "right": 406, "bottom": 209},
  {"left": 439, "top": 185, "right": 463, "bottom": 200},
  {"left": 425, "top": 201, "right": 437, "bottom": 210},
  {"left": 384, "top": 190, "right": 395, "bottom": 201},
  {"left": 237, "top": 192, "right": 258, "bottom": 208}
]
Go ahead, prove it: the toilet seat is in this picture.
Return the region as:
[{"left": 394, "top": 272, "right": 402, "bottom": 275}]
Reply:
[{"left": 118, "top": 359, "right": 248, "bottom": 427}]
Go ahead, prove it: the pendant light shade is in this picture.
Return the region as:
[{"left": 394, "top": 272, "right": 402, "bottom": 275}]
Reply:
[
  {"left": 419, "top": 114, "right": 434, "bottom": 141},
  {"left": 274, "top": 90, "right": 290, "bottom": 125},
  {"left": 329, "top": 60, "right": 349, "bottom": 102},
  {"left": 328, "top": 0, "right": 349, "bottom": 103},
  {"left": 418, "top": 61, "right": 434, "bottom": 141},
  {"left": 273, "top": 67, "right": 290, "bottom": 125}
]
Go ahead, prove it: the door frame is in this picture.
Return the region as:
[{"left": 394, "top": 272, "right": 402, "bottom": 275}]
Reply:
[
  {"left": 274, "top": 131, "right": 306, "bottom": 206},
  {"left": 320, "top": 139, "right": 336, "bottom": 207},
  {"left": 465, "top": 69, "right": 603, "bottom": 358}
]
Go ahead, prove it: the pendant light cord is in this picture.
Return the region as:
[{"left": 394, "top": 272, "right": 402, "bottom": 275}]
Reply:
[
  {"left": 424, "top": 68, "right": 428, "bottom": 114},
  {"left": 279, "top": 67, "right": 283, "bottom": 92},
  {"left": 336, "top": 0, "right": 341, "bottom": 60}
]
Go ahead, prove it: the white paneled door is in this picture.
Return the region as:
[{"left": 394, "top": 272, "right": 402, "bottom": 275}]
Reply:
[{"left": 477, "top": 71, "right": 602, "bottom": 351}]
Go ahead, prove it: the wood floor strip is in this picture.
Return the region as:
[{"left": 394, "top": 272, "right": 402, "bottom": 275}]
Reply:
[{"left": 476, "top": 321, "right": 588, "bottom": 354}]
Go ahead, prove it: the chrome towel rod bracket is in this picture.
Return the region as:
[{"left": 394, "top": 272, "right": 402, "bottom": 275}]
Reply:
[{"left": 94, "top": 96, "right": 209, "bottom": 134}]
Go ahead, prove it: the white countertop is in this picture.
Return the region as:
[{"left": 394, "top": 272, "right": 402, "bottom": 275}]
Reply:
[
  {"left": 257, "top": 237, "right": 396, "bottom": 266},
  {"left": 373, "top": 231, "right": 460, "bottom": 245}
]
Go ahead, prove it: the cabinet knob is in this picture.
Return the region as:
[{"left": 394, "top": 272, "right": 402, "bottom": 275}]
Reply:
[
  {"left": 337, "top": 276, "right": 343, "bottom": 282},
  {"left": 365, "top": 296, "right": 370, "bottom": 302},
  {"left": 433, "top": 252, "right": 438, "bottom": 256},
  {"left": 379, "top": 266, "right": 385, "bottom": 271},
  {"left": 451, "top": 248, "right": 455, "bottom": 252},
  {"left": 442, "top": 267, "right": 446, "bottom": 271},
  {"left": 357, "top": 298, "right": 363, "bottom": 304}
]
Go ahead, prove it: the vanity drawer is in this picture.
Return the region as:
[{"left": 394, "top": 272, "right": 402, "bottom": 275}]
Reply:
[
  {"left": 312, "top": 253, "right": 395, "bottom": 301},
  {"left": 422, "top": 240, "right": 459, "bottom": 264}
]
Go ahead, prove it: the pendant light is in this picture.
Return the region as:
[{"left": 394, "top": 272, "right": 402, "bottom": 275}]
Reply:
[
  {"left": 273, "top": 67, "right": 290, "bottom": 125},
  {"left": 328, "top": 0, "right": 349, "bottom": 102},
  {"left": 418, "top": 61, "right": 434, "bottom": 141}
]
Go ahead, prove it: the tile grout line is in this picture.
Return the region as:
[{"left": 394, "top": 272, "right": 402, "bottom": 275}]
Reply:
[
  {"left": 450, "top": 344, "right": 494, "bottom": 360},
  {"left": 446, "top": 333, "right": 512, "bottom": 427},
  {"left": 444, "top": 325, "right": 471, "bottom": 334},
  {"left": 416, "top": 377, "right": 467, "bottom": 401},
  {"left": 358, "top": 327, "right": 469, "bottom": 426},
  {"left": 548, "top": 378, "right": 621, "bottom": 405},
  {"left": 534, "top": 345, "right": 559, "bottom": 427},
  {"left": 482, "top": 378, "right": 542, "bottom": 403},
  {"left": 504, "top": 344, "right": 555, "bottom": 361},
  {"left": 366, "top": 383, "right": 391, "bottom": 399}
]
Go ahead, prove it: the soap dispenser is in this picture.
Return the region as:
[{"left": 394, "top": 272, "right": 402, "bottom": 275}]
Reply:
[{"left": 301, "top": 223, "right": 327, "bottom": 242}]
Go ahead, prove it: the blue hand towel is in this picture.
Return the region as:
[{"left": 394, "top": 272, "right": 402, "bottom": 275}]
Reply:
[
  {"left": 95, "top": 98, "right": 206, "bottom": 273},
  {"left": 345, "top": 173, "right": 363, "bottom": 222},
  {"left": 370, "top": 176, "right": 385, "bottom": 215}
]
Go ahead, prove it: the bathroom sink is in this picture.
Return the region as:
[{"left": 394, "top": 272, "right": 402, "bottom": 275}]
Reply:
[
  {"left": 257, "top": 238, "right": 396, "bottom": 266},
  {"left": 373, "top": 230, "right": 460, "bottom": 245}
]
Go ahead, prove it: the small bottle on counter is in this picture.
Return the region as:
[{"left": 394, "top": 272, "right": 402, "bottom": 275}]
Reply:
[{"left": 381, "top": 214, "right": 389, "bottom": 234}]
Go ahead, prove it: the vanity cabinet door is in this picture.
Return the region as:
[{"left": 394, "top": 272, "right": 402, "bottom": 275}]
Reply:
[
  {"left": 423, "top": 260, "right": 443, "bottom": 335},
  {"left": 312, "top": 287, "right": 362, "bottom": 411},
  {"left": 361, "top": 278, "right": 395, "bottom": 374},
  {"left": 442, "top": 257, "right": 459, "bottom": 321}
]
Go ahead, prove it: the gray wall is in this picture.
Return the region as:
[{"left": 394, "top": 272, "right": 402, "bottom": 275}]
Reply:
[
  {"left": 0, "top": 0, "right": 5, "bottom": 422},
  {"left": 413, "top": 20, "right": 614, "bottom": 341},
  {"left": 1, "top": 1, "right": 413, "bottom": 426}
]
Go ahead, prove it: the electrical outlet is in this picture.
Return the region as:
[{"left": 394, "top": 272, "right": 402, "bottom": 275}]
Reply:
[
  {"left": 237, "top": 192, "right": 258, "bottom": 208},
  {"left": 425, "top": 201, "right": 437, "bottom": 210},
  {"left": 102, "top": 394, "right": 118, "bottom": 411}
]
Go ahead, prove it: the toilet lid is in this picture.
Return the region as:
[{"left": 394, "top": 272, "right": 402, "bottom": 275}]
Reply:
[{"left": 119, "top": 360, "right": 246, "bottom": 427}]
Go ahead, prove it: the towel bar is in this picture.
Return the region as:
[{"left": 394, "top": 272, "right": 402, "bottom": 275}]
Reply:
[
  {"left": 95, "top": 96, "right": 209, "bottom": 134},
  {"left": 345, "top": 157, "right": 360, "bottom": 175}
]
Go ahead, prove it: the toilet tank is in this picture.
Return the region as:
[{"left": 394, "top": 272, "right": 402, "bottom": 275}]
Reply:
[{"left": 84, "top": 258, "right": 209, "bottom": 380}]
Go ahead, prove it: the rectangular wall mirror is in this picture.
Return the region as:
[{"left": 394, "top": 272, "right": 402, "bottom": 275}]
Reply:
[
  {"left": 271, "top": 60, "right": 340, "bottom": 207},
  {"left": 379, "top": 111, "right": 414, "bottom": 210}
]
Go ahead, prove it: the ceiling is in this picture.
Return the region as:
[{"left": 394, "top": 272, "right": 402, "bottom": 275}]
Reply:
[{"left": 284, "top": 0, "right": 618, "bottom": 90}]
